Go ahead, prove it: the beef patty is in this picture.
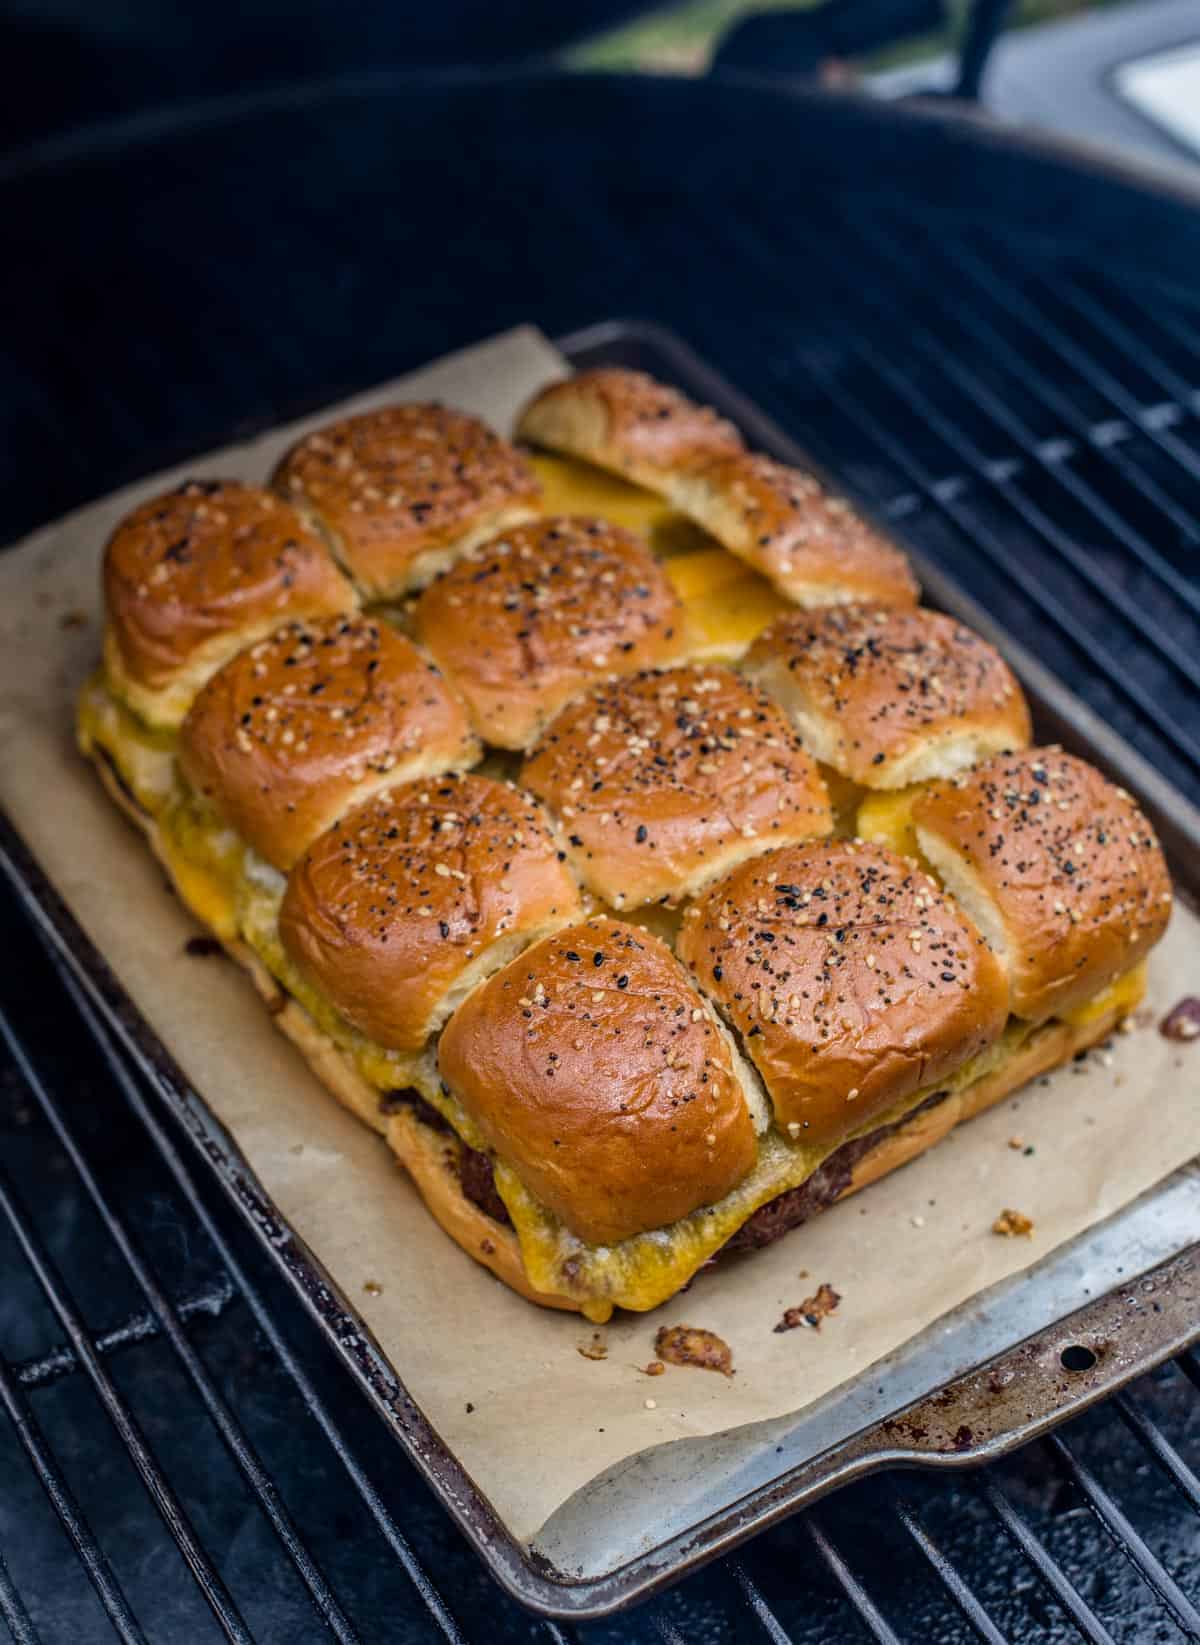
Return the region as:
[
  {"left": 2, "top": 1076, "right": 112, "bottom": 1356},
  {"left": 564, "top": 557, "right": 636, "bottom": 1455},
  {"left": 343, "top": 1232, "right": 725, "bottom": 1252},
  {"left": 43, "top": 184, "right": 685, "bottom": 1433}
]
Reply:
[{"left": 386, "top": 1088, "right": 950, "bottom": 1254}]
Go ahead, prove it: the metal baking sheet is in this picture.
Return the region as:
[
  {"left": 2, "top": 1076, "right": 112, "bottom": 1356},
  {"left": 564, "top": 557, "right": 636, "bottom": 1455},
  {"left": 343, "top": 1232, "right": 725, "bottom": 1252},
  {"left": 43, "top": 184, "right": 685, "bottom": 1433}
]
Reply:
[{"left": 2, "top": 319, "right": 1198, "bottom": 1619}]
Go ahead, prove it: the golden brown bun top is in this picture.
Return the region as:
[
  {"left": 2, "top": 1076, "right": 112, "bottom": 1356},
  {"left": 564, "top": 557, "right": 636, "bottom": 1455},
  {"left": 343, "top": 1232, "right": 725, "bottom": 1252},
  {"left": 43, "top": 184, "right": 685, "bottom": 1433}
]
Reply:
[
  {"left": 677, "top": 838, "right": 1009, "bottom": 1146},
  {"left": 675, "top": 453, "right": 920, "bottom": 608},
  {"left": 414, "top": 516, "right": 687, "bottom": 749},
  {"left": 273, "top": 403, "right": 541, "bottom": 599},
  {"left": 913, "top": 748, "right": 1172, "bottom": 1022},
  {"left": 744, "top": 604, "right": 1032, "bottom": 788},
  {"left": 437, "top": 916, "right": 758, "bottom": 1246},
  {"left": 178, "top": 615, "right": 478, "bottom": 871},
  {"left": 516, "top": 368, "right": 744, "bottom": 491},
  {"left": 103, "top": 478, "right": 355, "bottom": 705},
  {"left": 279, "top": 773, "right": 581, "bottom": 1053},
  {"left": 521, "top": 664, "right": 832, "bottom": 909}
]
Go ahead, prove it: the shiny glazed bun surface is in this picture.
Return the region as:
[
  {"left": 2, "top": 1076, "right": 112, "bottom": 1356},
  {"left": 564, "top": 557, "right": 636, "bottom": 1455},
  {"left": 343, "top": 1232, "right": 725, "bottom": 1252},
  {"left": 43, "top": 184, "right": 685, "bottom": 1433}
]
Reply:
[
  {"left": 914, "top": 747, "right": 1172, "bottom": 1022},
  {"left": 178, "top": 615, "right": 478, "bottom": 870},
  {"left": 670, "top": 453, "right": 919, "bottom": 610},
  {"left": 103, "top": 478, "right": 355, "bottom": 726},
  {"left": 743, "top": 603, "right": 1031, "bottom": 788},
  {"left": 517, "top": 367, "right": 744, "bottom": 492},
  {"left": 522, "top": 664, "right": 832, "bottom": 908},
  {"left": 273, "top": 403, "right": 541, "bottom": 598},
  {"left": 438, "top": 916, "right": 759, "bottom": 1246},
  {"left": 678, "top": 838, "right": 1009, "bottom": 1147},
  {"left": 414, "top": 515, "right": 687, "bottom": 749},
  {"left": 279, "top": 772, "right": 581, "bottom": 1052}
]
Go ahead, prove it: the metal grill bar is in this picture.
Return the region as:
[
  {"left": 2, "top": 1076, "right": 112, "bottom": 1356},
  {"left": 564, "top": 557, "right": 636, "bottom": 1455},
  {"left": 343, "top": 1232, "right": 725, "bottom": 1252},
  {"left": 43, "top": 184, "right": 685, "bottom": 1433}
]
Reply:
[
  {"left": 0, "top": 1008, "right": 363, "bottom": 1644},
  {"left": 804, "top": 1514, "right": 903, "bottom": 1645},
  {"left": 0, "top": 1354, "right": 147, "bottom": 1645},
  {"left": 1047, "top": 1433, "right": 1200, "bottom": 1637},
  {"left": 843, "top": 213, "right": 1200, "bottom": 607},
  {"left": 1114, "top": 1391, "right": 1200, "bottom": 1517},
  {"left": 933, "top": 228, "right": 1200, "bottom": 492},
  {"left": 977, "top": 1475, "right": 1117, "bottom": 1645},
  {"left": 1095, "top": 271, "right": 1200, "bottom": 396},
  {"left": 893, "top": 1495, "right": 1008, "bottom": 1645},
  {"left": 0, "top": 1547, "right": 41, "bottom": 1645},
  {"left": 729, "top": 1560, "right": 793, "bottom": 1644},
  {"left": 848, "top": 331, "right": 1200, "bottom": 686},
  {"left": 48, "top": 946, "right": 470, "bottom": 1645},
  {"left": 768, "top": 327, "right": 1200, "bottom": 770},
  {"left": 789, "top": 216, "right": 1200, "bottom": 681},
  {"left": 12, "top": 1277, "right": 236, "bottom": 1391},
  {"left": 1177, "top": 1348, "right": 1200, "bottom": 1395},
  {"left": 1041, "top": 259, "right": 1200, "bottom": 415},
  {"left": 0, "top": 1166, "right": 253, "bottom": 1644},
  {"left": 691, "top": 209, "right": 1200, "bottom": 773}
]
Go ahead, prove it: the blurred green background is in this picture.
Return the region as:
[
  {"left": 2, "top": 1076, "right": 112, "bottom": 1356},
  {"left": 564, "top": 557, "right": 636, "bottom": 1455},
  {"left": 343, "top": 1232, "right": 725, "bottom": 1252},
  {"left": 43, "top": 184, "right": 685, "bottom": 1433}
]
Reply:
[{"left": 569, "top": 0, "right": 1120, "bottom": 74}]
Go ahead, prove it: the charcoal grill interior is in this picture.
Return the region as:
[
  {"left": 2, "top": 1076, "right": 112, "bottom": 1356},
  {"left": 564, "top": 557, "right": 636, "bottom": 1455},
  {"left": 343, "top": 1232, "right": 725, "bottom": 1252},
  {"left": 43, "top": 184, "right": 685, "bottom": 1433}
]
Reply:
[{"left": 1, "top": 71, "right": 1199, "bottom": 1642}]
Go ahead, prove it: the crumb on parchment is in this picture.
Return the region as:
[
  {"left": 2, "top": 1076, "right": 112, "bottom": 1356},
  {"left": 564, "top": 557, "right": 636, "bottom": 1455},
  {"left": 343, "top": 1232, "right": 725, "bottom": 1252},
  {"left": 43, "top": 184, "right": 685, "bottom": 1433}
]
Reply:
[
  {"left": 992, "top": 1208, "right": 1034, "bottom": 1238},
  {"left": 577, "top": 1331, "right": 607, "bottom": 1362},
  {"left": 653, "top": 1324, "right": 734, "bottom": 1376},
  {"left": 1160, "top": 998, "right": 1200, "bottom": 1042},
  {"left": 774, "top": 1283, "right": 841, "bottom": 1334},
  {"left": 184, "top": 935, "right": 224, "bottom": 957}
]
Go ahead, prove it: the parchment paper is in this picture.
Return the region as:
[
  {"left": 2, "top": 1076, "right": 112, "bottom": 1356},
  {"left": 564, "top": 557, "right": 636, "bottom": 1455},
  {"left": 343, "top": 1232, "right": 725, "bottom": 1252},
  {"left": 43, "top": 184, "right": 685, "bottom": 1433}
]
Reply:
[{"left": 1, "top": 325, "right": 1197, "bottom": 1546}]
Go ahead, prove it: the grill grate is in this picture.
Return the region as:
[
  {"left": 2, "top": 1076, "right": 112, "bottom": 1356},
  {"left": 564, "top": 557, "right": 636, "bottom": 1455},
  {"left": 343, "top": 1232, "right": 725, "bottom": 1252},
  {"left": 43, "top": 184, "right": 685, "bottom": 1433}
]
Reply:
[{"left": 2, "top": 73, "right": 1200, "bottom": 1645}]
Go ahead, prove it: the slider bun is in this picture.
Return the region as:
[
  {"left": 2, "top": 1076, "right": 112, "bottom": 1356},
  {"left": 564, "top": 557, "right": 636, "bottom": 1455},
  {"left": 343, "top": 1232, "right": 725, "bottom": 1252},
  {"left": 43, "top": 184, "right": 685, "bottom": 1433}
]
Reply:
[
  {"left": 384, "top": 1107, "right": 579, "bottom": 1311},
  {"left": 273, "top": 404, "right": 540, "bottom": 599},
  {"left": 438, "top": 917, "right": 760, "bottom": 1247},
  {"left": 516, "top": 368, "right": 743, "bottom": 493},
  {"left": 913, "top": 747, "right": 1172, "bottom": 1022},
  {"left": 521, "top": 664, "right": 832, "bottom": 909},
  {"left": 743, "top": 604, "right": 1031, "bottom": 788},
  {"left": 669, "top": 453, "right": 919, "bottom": 609},
  {"left": 178, "top": 616, "right": 479, "bottom": 871},
  {"left": 103, "top": 479, "right": 355, "bottom": 728},
  {"left": 414, "top": 516, "right": 687, "bottom": 749},
  {"left": 677, "top": 838, "right": 1008, "bottom": 1147},
  {"left": 279, "top": 773, "right": 581, "bottom": 1053}
]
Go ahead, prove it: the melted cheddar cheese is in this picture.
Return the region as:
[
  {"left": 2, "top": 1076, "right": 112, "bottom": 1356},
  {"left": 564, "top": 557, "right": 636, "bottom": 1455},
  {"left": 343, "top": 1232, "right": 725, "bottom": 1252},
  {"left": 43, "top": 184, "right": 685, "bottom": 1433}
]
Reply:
[
  {"left": 530, "top": 452, "right": 789, "bottom": 659},
  {"left": 1059, "top": 963, "right": 1146, "bottom": 1028},
  {"left": 819, "top": 763, "right": 865, "bottom": 835},
  {"left": 499, "top": 1018, "right": 1041, "bottom": 1318},
  {"left": 76, "top": 670, "right": 179, "bottom": 817},
  {"left": 855, "top": 785, "right": 931, "bottom": 867}
]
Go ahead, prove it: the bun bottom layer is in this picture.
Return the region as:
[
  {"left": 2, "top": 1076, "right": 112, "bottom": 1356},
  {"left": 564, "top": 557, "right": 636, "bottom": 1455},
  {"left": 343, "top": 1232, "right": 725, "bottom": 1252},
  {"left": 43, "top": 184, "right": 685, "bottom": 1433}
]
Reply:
[{"left": 83, "top": 742, "right": 1132, "bottom": 1319}]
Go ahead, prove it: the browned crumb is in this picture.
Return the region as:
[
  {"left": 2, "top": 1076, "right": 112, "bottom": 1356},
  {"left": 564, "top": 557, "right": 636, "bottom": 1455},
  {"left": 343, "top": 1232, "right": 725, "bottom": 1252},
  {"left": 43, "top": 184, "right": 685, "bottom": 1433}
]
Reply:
[
  {"left": 992, "top": 1208, "right": 1034, "bottom": 1238},
  {"left": 1007, "top": 1135, "right": 1025, "bottom": 1151},
  {"left": 654, "top": 1324, "right": 734, "bottom": 1376},
  {"left": 363, "top": 1279, "right": 383, "bottom": 1297},
  {"left": 640, "top": 1361, "right": 666, "bottom": 1377},
  {"left": 577, "top": 1332, "right": 608, "bottom": 1362},
  {"left": 58, "top": 609, "right": 88, "bottom": 630},
  {"left": 1160, "top": 998, "right": 1200, "bottom": 1043},
  {"left": 184, "top": 935, "right": 224, "bottom": 958},
  {"left": 774, "top": 1282, "right": 841, "bottom": 1334}
]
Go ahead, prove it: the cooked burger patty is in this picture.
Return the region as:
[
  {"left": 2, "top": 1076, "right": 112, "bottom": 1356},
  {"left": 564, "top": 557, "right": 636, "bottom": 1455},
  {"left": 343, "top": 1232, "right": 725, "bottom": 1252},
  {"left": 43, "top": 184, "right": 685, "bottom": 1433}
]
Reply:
[{"left": 389, "top": 1087, "right": 952, "bottom": 1253}]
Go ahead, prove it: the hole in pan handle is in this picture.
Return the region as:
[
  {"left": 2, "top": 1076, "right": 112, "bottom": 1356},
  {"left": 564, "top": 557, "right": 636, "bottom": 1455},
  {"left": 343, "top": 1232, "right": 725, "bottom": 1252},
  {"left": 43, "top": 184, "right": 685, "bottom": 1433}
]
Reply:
[{"left": 1061, "top": 1344, "right": 1099, "bottom": 1372}]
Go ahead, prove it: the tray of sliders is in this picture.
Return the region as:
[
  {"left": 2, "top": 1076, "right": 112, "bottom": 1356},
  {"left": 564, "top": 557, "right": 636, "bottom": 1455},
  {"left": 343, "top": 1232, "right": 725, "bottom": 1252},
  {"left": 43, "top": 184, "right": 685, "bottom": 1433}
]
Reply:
[{"left": 3, "top": 321, "right": 1199, "bottom": 1617}]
